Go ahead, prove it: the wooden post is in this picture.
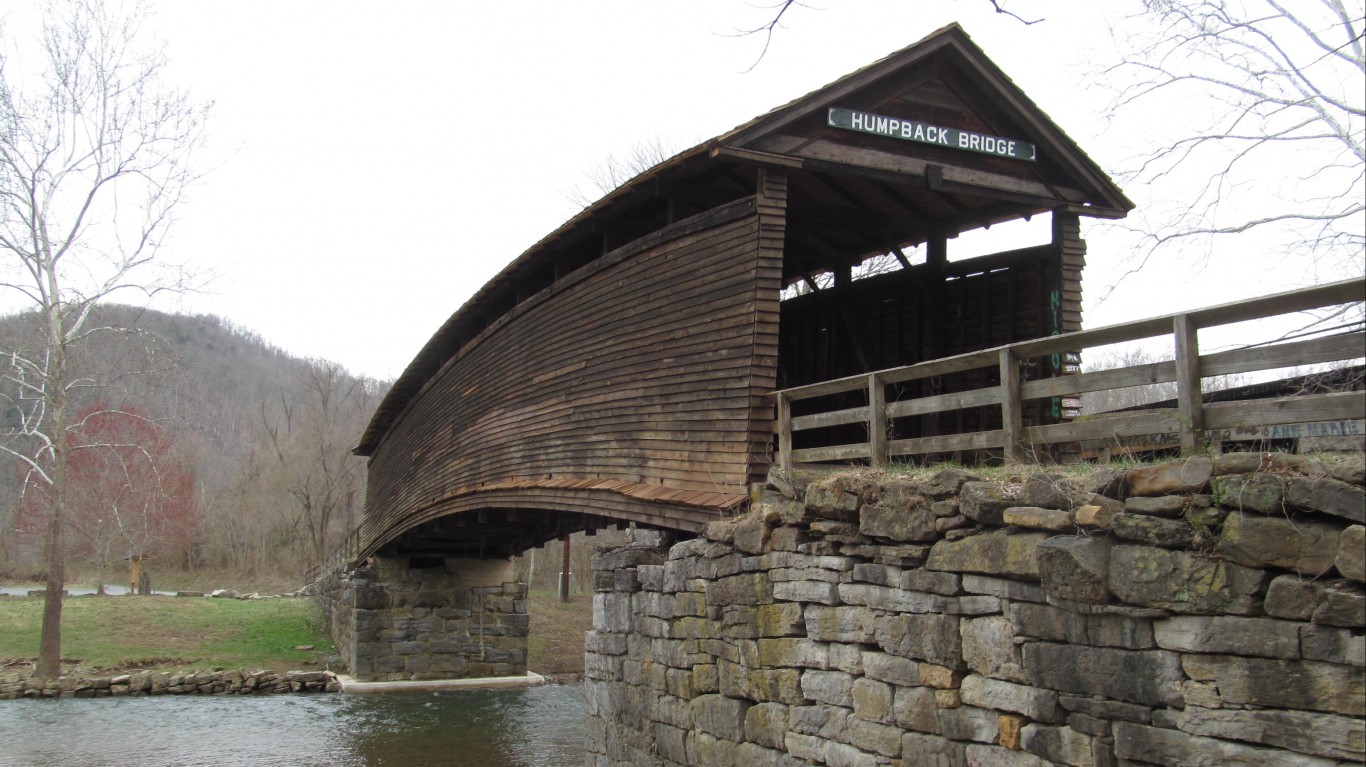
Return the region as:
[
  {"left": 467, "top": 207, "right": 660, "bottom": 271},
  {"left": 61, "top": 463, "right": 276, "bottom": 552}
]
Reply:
[
  {"left": 776, "top": 392, "right": 793, "bottom": 469},
  {"left": 999, "top": 348, "right": 1023, "bottom": 463},
  {"left": 868, "top": 373, "right": 887, "bottom": 468},
  {"left": 559, "top": 532, "right": 571, "bottom": 603},
  {"left": 925, "top": 233, "right": 948, "bottom": 438},
  {"left": 1174, "top": 314, "right": 1205, "bottom": 456}
]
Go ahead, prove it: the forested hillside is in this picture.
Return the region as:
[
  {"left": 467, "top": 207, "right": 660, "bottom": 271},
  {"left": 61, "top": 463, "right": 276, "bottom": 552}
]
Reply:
[{"left": 0, "top": 305, "right": 386, "bottom": 589}]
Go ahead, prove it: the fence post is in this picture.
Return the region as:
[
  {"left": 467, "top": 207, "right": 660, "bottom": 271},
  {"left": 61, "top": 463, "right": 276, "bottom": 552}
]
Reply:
[
  {"left": 999, "top": 348, "right": 1022, "bottom": 462},
  {"left": 776, "top": 391, "right": 793, "bottom": 469},
  {"left": 868, "top": 373, "right": 887, "bottom": 468},
  {"left": 1174, "top": 314, "right": 1205, "bottom": 456}
]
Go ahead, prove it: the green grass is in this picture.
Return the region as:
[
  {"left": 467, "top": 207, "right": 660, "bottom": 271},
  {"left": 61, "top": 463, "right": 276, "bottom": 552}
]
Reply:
[
  {"left": 0, "top": 587, "right": 591, "bottom": 680},
  {"left": 0, "top": 595, "right": 333, "bottom": 677},
  {"left": 526, "top": 589, "right": 594, "bottom": 676}
]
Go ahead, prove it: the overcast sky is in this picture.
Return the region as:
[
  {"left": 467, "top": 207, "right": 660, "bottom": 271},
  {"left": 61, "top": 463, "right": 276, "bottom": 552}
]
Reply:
[{"left": 6, "top": 1, "right": 1352, "bottom": 379}]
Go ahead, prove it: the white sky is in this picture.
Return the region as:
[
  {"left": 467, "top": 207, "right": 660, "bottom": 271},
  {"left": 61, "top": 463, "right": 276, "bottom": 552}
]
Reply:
[{"left": 8, "top": 1, "right": 1355, "bottom": 379}]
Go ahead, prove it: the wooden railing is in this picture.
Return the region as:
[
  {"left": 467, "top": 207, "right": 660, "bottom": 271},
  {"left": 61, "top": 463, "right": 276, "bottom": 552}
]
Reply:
[
  {"left": 305, "top": 526, "right": 362, "bottom": 582},
  {"left": 774, "top": 278, "right": 1365, "bottom": 468}
]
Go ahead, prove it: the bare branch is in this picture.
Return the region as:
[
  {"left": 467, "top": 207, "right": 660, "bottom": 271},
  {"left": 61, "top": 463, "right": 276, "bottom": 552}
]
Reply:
[
  {"left": 564, "top": 136, "right": 682, "bottom": 209},
  {"left": 987, "top": 0, "right": 1044, "bottom": 25},
  {"left": 725, "top": 0, "right": 806, "bottom": 73},
  {"left": 729, "top": 1, "right": 1044, "bottom": 71},
  {"left": 1098, "top": 0, "right": 1365, "bottom": 296}
]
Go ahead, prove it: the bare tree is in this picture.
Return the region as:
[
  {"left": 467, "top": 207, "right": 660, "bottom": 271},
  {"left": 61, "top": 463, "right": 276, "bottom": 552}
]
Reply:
[
  {"left": 1081, "top": 342, "right": 1250, "bottom": 414},
  {"left": 0, "top": 0, "right": 210, "bottom": 679},
  {"left": 262, "top": 360, "right": 380, "bottom": 570},
  {"left": 731, "top": 1, "right": 1043, "bottom": 69},
  {"left": 1100, "top": 0, "right": 1364, "bottom": 296},
  {"left": 565, "top": 136, "right": 682, "bottom": 209},
  {"left": 780, "top": 250, "right": 910, "bottom": 300}
]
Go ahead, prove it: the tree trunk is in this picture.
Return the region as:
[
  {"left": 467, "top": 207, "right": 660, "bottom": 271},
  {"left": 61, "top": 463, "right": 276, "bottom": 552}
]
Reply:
[
  {"left": 37, "top": 518, "right": 64, "bottom": 678},
  {"left": 36, "top": 421, "right": 67, "bottom": 678},
  {"left": 36, "top": 290, "right": 69, "bottom": 680}
]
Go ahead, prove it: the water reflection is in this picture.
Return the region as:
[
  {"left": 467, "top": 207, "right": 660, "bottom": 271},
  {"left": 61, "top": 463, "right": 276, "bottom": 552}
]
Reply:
[{"left": 0, "top": 684, "right": 585, "bottom": 767}]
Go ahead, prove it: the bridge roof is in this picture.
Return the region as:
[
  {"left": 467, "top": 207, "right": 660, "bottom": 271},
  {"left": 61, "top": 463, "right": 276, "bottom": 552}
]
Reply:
[{"left": 356, "top": 23, "right": 1131, "bottom": 457}]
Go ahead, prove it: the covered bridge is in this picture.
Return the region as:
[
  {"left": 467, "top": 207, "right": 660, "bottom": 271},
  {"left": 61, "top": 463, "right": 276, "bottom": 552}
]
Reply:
[{"left": 351, "top": 23, "right": 1131, "bottom": 567}]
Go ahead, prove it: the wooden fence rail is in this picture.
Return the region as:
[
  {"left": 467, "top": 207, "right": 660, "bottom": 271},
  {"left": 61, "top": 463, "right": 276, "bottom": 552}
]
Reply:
[
  {"left": 774, "top": 278, "right": 1365, "bottom": 468},
  {"left": 305, "top": 527, "right": 360, "bottom": 583}
]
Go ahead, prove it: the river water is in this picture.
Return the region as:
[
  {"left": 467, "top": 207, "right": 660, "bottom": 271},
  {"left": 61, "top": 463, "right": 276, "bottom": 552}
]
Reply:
[{"left": 0, "top": 684, "right": 586, "bottom": 766}]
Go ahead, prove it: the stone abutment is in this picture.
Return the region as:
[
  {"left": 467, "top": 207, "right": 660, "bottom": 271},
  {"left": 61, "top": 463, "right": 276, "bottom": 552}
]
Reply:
[{"left": 585, "top": 454, "right": 1365, "bottom": 766}]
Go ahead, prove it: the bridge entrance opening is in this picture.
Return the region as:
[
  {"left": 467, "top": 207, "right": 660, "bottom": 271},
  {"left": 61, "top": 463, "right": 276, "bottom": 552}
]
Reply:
[{"left": 773, "top": 201, "right": 1088, "bottom": 464}]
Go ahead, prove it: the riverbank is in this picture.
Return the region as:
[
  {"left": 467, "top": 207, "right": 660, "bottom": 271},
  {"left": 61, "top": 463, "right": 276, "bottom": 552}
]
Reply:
[
  {"left": 0, "top": 591, "right": 334, "bottom": 680},
  {"left": 0, "top": 583, "right": 593, "bottom": 694},
  {"left": 1, "top": 667, "right": 340, "bottom": 699}
]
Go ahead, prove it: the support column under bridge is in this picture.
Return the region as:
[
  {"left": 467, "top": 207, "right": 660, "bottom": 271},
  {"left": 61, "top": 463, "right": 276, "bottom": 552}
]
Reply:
[
  {"left": 319, "top": 556, "right": 528, "bottom": 682},
  {"left": 318, "top": 485, "right": 738, "bottom": 682}
]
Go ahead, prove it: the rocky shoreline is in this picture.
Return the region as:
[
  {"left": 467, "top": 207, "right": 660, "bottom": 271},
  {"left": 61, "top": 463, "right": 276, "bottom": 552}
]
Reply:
[
  {"left": 0, "top": 584, "right": 330, "bottom": 700},
  {"left": 0, "top": 668, "right": 340, "bottom": 699}
]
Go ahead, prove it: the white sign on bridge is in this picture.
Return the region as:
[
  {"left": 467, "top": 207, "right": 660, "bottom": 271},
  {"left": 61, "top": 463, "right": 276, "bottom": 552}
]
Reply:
[{"left": 828, "top": 107, "right": 1037, "bottom": 162}]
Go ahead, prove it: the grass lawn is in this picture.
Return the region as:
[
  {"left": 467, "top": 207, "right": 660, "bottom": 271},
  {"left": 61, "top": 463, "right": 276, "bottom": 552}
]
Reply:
[
  {"left": 0, "top": 595, "right": 333, "bottom": 677},
  {"left": 0, "top": 586, "right": 592, "bottom": 680},
  {"left": 526, "top": 588, "right": 593, "bottom": 676}
]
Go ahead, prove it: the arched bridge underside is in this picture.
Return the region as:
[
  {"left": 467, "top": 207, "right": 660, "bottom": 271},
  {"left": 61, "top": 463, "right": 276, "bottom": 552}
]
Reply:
[{"left": 353, "top": 482, "right": 745, "bottom": 563}]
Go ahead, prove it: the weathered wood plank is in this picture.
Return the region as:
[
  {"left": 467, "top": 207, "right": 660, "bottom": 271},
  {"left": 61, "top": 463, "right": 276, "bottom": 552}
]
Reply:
[
  {"left": 1173, "top": 315, "right": 1204, "bottom": 455},
  {"left": 793, "top": 443, "right": 873, "bottom": 463},
  {"left": 886, "top": 386, "right": 1002, "bottom": 418},
  {"left": 890, "top": 429, "right": 1005, "bottom": 456},
  {"left": 796, "top": 138, "right": 1084, "bottom": 204},
  {"left": 1201, "top": 332, "right": 1366, "bottom": 378},
  {"left": 1024, "top": 410, "right": 1182, "bottom": 444},
  {"left": 1022, "top": 360, "right": 1175, "bottom": 401},
  {"left": 791, "top": 406, "right": 867, "bottom": 432},
  {"left": 776, "top": 393, "right": 793, "bottom": 470},
  {"left": 1204, "top": 391, "right": 1366, "bottom": 430},
  {"left": 711, "top": 145, "right": 805, "bottom": 169},
  {"left": 1000, "top": 348, "right": 1023, "bottom": 462},
  {"left": 868, "top": 374, "right": 888, "bottom": 468}
]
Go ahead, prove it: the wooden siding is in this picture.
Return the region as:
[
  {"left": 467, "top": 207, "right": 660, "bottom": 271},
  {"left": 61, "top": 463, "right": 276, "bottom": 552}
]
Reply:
[
  {"left": 360, "top": 199, "right": 774, "bottom": 554},
  {"left": 748, "top": 169, "right": 787, "bottom": 483},
  {"left": 1056, "top": 212, "right": 1085, "bottom": 334}
]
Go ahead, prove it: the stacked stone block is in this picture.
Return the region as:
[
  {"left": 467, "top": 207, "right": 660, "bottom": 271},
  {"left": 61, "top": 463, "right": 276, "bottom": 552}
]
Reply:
[
  {"left": 322, "top": 556, "right": 528, "bottom": 681},
  {"left": 585, "top": 454, "right": 1365, "bottom": 766},
  {"left": 0, "top": 669, "right": 340, "bottom": 699}
]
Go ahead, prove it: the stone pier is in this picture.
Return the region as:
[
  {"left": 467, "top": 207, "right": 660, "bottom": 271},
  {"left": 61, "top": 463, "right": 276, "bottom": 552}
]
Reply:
[{"left": 320, "top": 556, "right": 528, "bottom": 682}]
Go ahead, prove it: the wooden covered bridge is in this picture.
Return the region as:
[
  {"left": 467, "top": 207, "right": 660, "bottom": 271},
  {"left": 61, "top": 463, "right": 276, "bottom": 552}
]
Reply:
[
  {"left": 349, "top": 24, "right": 1130, "bottom": 566},
  {"left": 324, "top": 25, "right": 1144, "bottom": 680}
]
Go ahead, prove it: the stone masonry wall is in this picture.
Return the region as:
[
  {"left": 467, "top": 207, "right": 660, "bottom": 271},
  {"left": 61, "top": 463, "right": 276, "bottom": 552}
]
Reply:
[
  {"left": 585, "top": 454, "right": 1365, "bottom": 766},
  {"left": 320, "top": 556, "right": 528, "bottom": 681}
]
